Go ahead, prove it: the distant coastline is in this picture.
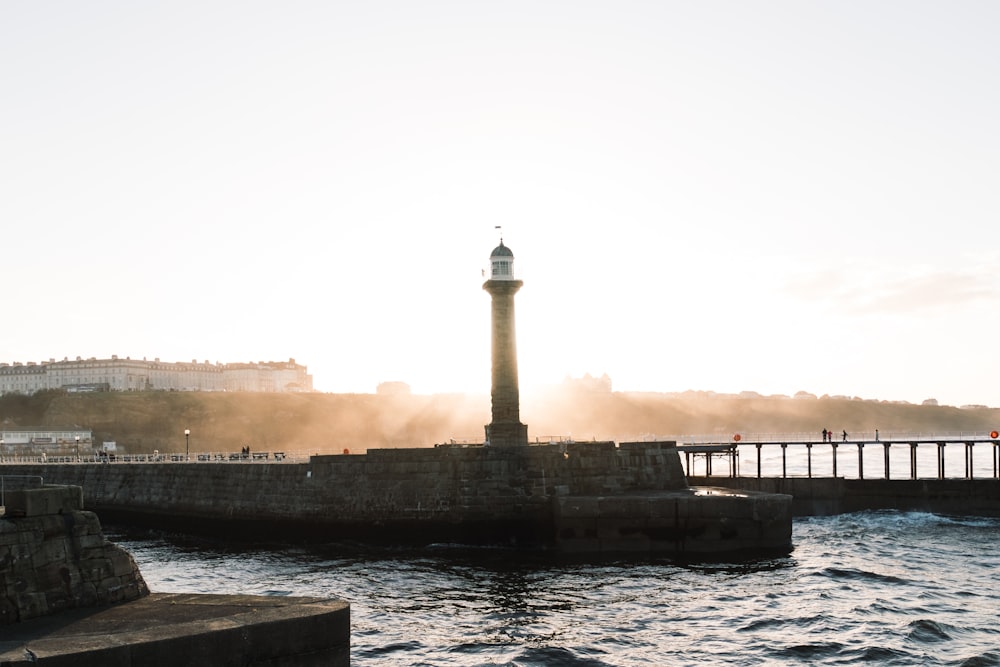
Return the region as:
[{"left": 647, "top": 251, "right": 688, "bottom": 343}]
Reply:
[{"left": 0, "top": 389, "right": 996, "bottom": 457}]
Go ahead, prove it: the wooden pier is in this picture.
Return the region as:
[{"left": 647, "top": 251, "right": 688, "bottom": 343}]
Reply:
[
  {"left": 679, "top": 435, "right": 1000, "bottom": 481},
  {"left": 680, "top": 434, "right": 1000, "bottom": 517}
]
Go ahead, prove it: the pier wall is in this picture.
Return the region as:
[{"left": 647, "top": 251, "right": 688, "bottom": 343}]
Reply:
[
  {"left": 686, "top": 476, "right": 1000, "bottom": 517},
  {"left": 1, "top": 485, "right": 149, "bottom": 625},
  {"left": 2, "top": 442, "right": 686, "bottom": 543}
]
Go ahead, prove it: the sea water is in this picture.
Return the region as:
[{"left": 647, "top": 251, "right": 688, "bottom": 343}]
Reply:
[{"left": 110, "top": 511, "right": 1000, "bottom": 666}]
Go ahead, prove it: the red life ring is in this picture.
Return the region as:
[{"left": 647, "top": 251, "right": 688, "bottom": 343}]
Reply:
[
  {"left": 991, "top": 430, "right": 999, "bottom": 439},
  {"left": 733, "top": 434, "right": 742, "bottom": 442},
  {"left": 343, "top": 448, "right": 350, "bottom": 455}
]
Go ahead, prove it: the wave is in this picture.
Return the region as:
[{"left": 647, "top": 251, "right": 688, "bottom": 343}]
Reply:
[
  {"left": 510, "top": 646, "right": 617, "bottom": 667},
  {"left": 907, "top": 618, "right": 954, "bottom": 643},
  {"left": 956, "top": 651, "right": 1000, "bottom": 667},
  {"left": 814, "top": 566, "right": 910, "bottom": 586}
]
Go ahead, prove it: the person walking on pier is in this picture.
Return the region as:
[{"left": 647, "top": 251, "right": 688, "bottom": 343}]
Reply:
[
  {"left": 822, "top": 428, "right": 828, "bottom": 442},
  {"left": 875, "top": 429, "right": 879, "bottom": 442},
  {"left": 842, "top": 430, "right": 848, "bottom": 442}
]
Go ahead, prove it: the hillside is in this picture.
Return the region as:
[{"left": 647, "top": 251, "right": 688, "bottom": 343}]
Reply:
[{"left": 1, "top": 389, "right": 997, "bottom": 456}]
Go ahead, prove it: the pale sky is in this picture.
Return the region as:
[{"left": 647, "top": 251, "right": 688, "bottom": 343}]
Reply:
[{"left": 3, "top": 1, "right": 999, "bottom": 407}]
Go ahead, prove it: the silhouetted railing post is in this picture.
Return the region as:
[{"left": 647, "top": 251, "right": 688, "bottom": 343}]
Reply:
[
  {"left": 910, "top": 443, "right": 918, "bottom": 480},
  {"left": 756, "top": 443, "right": 762, "bottom": 479},
  {"left": 831, "top": 442, "right": 838, "bottom": 478},
  {"left": 883, "top": 442, "right": 891, "bottom": 480},
  {"left": 965, "top": 442, "right": 973, "bottom": 480},
  {"left": 806, "top": 443, "right": 813, "bottom": 479},
  {"left": 781, "top": 443, "right": 787, "bottom": 479},
  {"left": 937, "top": 442, "right": 946, "bottom": 479},
  {"left": 857, "top": 442, "right": 865, "bottom": 480}
]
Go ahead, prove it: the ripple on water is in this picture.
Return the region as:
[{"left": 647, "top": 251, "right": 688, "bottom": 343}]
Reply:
[
  {"left": 907, "top": 618, "right": 954, "bottom": 643},
  {"left": 511, "top": 646, "right": 618, "bottom": 667},
  {"left": 353, "top": 640, "right": 424, "bottom": 661},
  {"left": 955, "top": 651, "right": 1000, "bottom": 667},
  {"left": 815, "top": 566, "right": 911, "bottom": 586},
  {"left": 769, "top": 641, "right": 845, "bottom": 662}
]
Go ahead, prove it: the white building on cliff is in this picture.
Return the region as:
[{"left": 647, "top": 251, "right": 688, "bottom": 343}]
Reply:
[{"left": 0, "top": 356, "right": 313, "bottom": 395}]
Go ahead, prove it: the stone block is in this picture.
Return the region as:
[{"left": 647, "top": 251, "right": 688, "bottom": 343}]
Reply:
[
  {"left": 597, "top": 496, "right": 650, "bottom": 518},
  {"left": 0, "top": 596, "right": 17, "bottom": 624},
  {"left": 4, "top": 486, "right": 83, "bottom": 517},
  {"left": 555, "top": 537, "right": 602, "bottom": 552},
  {"left": 554, "top": 496, "right": 600, "bottom": 519},
  {"left": 599, "top": 536, "right": 651, "bottom": 553},
  {"left": 595, "top": 516, "right": 641, "bottom": 540},
  {"left": 31, "top": 540, "right": 68, "bottom": 569},
  {"left": 15, "top": 591, "right": 47, "bottom": 621}
]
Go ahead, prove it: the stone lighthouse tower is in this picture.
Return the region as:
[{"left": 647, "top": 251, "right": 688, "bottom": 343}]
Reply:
[{"left": 483, "top": 238, "right": 529, "bottom": 447}]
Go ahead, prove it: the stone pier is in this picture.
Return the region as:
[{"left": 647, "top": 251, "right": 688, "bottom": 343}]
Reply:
[{"left": 2, "top": 441, "right": 794, "bottom": 557}]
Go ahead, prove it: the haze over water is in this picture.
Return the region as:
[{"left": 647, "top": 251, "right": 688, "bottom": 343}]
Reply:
[{"left": 113, "top": 511, "right": 1000, "bottom": 666}]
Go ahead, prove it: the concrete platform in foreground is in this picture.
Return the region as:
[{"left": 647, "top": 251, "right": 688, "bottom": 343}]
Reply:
[{"left": 0, "top": 593, "right": 350, "bottom": 667}]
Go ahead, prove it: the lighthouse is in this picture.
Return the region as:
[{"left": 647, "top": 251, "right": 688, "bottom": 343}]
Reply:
[{"left": 483, "top": 238, "right": 529, "bottom": 447}]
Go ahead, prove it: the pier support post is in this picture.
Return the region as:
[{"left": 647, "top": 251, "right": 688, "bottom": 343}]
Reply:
[
  {"left": 965, "top": 442, "right": 974, "bottom": 480},
  {"left": 781, "top": 443, "right": 787, "bottom": 478},
  {"left": 806, "top": 443, "right": 812, "bottom": 479},
  {"left": 857, "top": 442, "right": 865, "bottom": 480},
  {"left": 883, "top": 442, "right": 891, "bottom": 480},
  {"left": 831, "top": 443, "right": 838, "bottom": 478},
  {"left": 756, "top": 443, "right": 762, "bottom": 479},
  {"left": 910, "top": 443, "right": 918, "bottom": 480},
  {"left": 937, "top": 442, "right": 946, "bottom": 480}
]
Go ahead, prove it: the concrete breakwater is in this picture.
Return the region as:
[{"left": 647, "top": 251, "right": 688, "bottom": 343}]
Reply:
[
  {"left": 686, "top": 476, "right": 1000, "bottom": 517},
  {"left": 2, "top": 441, "right": 793, "bottom": 555}
]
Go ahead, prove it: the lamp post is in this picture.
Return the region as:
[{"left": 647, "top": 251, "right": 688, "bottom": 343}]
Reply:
[{"left": 185, "top": 429, "right": 190, "bottom": 460}]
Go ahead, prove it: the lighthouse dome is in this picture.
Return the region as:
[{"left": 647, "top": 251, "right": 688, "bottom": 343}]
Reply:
[
  {"left": 490, "top": 242, "right": 514, "bottom": 258},
  {"left": 488, "top": 241, "right": 516, "bottom": 280}
]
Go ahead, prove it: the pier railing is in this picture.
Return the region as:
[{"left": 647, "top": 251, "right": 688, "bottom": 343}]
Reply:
[
  {"left": 3, "top": 433, "right": 999, "bottom": 482},
  {"left": 674, "top": 433, "right": 1000, "bottom": 481},
  {"left": 0, "top": 451, "right": 312, "bottom": 465}
]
